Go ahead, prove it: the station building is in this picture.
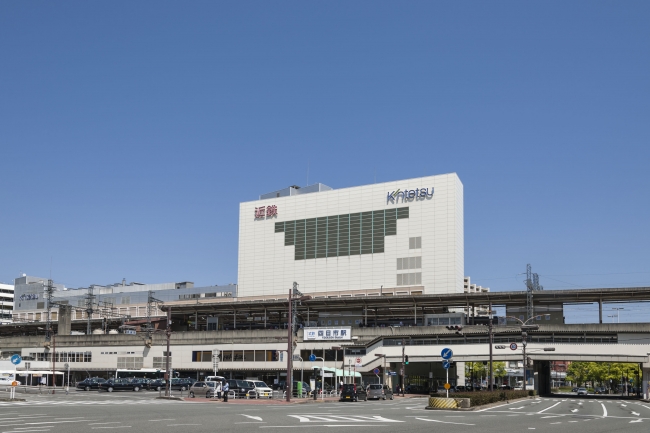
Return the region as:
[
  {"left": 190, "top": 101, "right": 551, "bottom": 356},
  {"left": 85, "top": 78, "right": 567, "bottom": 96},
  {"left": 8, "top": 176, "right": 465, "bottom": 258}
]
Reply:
[
  {"left": 0, "top": 282, "right": 13, "bottom": 324},
  {"left": 238, "top": 173, "right": 464, "bottom": 297}
]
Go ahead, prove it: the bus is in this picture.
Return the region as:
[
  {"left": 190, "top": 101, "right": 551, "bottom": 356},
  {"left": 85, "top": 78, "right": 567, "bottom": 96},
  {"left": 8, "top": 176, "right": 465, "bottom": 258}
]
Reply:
[{"left": 115, "top": 369, "right": 166, "bottom": 380}]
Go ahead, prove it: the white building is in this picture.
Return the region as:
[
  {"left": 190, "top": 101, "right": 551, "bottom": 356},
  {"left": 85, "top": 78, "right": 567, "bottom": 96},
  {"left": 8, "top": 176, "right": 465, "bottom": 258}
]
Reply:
[
  {"left": 238, "top": 173, "right": 464, "bottom": 297},
  {"left": 0, "top": 282, "right": 14, "bottom": 324}
]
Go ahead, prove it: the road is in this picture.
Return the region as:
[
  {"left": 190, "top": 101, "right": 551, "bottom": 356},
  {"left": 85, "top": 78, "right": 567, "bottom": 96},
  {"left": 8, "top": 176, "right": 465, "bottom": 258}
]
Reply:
[{"left": 1, "top": 390, "right": 649, "bottom": 433}]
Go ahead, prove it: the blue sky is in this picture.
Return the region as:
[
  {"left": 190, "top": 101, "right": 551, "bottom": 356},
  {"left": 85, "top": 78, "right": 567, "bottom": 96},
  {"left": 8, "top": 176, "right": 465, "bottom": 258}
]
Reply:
[{"left": 1, "top": 2, "right": 649, "bottom": 321}]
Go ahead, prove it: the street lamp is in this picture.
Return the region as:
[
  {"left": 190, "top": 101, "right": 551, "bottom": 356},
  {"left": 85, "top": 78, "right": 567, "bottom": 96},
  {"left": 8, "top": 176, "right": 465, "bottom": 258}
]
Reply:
[
  {"left": 332, "top": 346, "right": 341, "bottom": 393},
  {"left": 504, "top": 315, "right": 549, "bottom": 389},
  {"left": 611, "top": 308, "right": 624, "bottom": 323}
]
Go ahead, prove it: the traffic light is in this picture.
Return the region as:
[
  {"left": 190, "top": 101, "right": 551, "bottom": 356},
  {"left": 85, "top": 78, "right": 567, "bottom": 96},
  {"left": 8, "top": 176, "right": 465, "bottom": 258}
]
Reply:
[
  {"left": 446, "top": 325, "right": 463, "bottom": 335},
  {"left": 405, "top": 355, "right": 409, "bottom": 365}
]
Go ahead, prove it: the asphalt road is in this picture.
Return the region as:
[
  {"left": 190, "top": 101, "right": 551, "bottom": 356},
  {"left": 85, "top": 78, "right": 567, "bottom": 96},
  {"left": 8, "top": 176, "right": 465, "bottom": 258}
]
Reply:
[{"left": 0, "top": 390, "right": 649, "bottom": 433}]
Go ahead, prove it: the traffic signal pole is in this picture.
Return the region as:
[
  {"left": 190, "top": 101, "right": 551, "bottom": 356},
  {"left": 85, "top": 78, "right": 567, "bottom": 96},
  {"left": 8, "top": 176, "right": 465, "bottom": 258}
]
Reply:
[{"left": 401, "top": 338, "right": 405, "bottom": 396}]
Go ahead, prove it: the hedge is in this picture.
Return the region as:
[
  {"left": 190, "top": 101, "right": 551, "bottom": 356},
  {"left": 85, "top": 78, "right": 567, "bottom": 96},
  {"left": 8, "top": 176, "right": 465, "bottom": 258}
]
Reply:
[{"left": 431, "top": 390, "right": 532, "bottom": 407}]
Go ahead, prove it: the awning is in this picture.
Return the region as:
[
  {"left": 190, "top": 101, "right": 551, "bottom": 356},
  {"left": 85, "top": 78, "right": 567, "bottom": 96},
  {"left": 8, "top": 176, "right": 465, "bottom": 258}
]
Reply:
[{"left": 311, "top": 366, "right": 360, "bottom": 378}]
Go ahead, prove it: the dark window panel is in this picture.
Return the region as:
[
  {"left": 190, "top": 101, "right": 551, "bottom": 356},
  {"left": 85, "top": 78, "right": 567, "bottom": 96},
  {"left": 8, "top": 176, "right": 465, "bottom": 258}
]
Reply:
[{"left": 275, "top": 222, "right": 285, "bottom": 233}]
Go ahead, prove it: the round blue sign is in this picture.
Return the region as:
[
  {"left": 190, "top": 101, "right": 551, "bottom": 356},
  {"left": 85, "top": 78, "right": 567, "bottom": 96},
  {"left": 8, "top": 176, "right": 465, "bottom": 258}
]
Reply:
[
  {"left": 441, "top": 348, "right": 453, "bottom": 360},
  {"left": 442, "top": 360, "right": 450, "bottom": 369},
  {"left": 373, "top": 368, "right": 380, "bottom": 375},
  {"left": 309, "top": 354, "right": 316, "bottom": 362},
  {"left": 10, "top": 354, "right": 22, "bottom": 365}
]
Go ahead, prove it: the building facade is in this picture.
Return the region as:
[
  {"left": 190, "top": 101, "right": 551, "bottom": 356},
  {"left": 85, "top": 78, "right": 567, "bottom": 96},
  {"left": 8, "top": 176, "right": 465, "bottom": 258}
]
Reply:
[
  {"left": 0, "top": 282, "right": 14, "bottom": 324},
  {"left": 12, "top": 275, "right": 236, "bottom": 329},
  {"left": 238, "top": 173, "right": 464, "bottom": 297}
]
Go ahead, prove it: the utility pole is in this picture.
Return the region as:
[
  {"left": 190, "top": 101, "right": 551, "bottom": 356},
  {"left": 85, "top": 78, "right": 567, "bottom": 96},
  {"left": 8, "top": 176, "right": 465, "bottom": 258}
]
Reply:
[
  {"left": 522, "top": 330, "right": 527, "bottom": 389},
  {"left": 286, "top": 286, "right": 293, "bottom": 402},
  {"left": 165, "top": 307, "right": 171, "bottom": 397},
  {"left": 85, "top": 286, "right": 96, "bottom": 335},
  {"left": 401, "top": 338, "right": 405, "bottom": 396},
  {"left": 488, "top": 319, "right": 494, "bottom": 391}
]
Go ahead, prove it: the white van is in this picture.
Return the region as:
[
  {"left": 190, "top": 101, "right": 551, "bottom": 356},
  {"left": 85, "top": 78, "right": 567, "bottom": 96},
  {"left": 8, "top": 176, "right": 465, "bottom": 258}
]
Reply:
[{"left": 206, "top": 375, "right": 226, "bottom": 383}]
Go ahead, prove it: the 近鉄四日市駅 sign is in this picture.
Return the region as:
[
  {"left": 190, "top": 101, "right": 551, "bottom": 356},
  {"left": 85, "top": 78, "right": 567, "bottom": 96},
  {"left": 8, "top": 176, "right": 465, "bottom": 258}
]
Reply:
[{"left": 387, "top": 187, "right": 434, "bottom": 203}]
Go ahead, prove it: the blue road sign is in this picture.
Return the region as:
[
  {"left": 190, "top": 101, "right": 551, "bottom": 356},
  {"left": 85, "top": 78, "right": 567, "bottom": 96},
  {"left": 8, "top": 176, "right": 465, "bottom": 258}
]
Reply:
[
  {"left": 309, "top": 354, "right": 316, "bottom": 362},
  {"left": 441, "top": 348, "right": 453, "bottom": 360},
  {"left": 388, "top": 371, "right": 397, "bottom": 376},
  {"left": 10, "top": 354, "right": 22, "bottom": 365},
  {"left": 442, "top": 360, "right": 450, "bottom": 369},
  {"left": 373, "top": 368, "right": 380, "bottom": 375}
]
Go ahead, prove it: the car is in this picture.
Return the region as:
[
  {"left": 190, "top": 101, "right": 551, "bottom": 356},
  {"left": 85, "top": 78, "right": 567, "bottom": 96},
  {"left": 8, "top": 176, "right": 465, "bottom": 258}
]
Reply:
[
  {"left": 0, "top": 377, "right": 20, "bottom": 386},
  {"left": 571, "top": 387, "right": 579, "bottom": 392},
  {"left": 340, "top": 383, "right": 367, "bottom": 402},
  {"left": 146, "top": 378, "right": 166, "bottom": 391},
  {"left": 169, "top": 378, "right": 193, "bottom": 391},
  {"left": 577, "top": 387, "right": 588, "bottom": 395},
  {"left": 98, "top": 378, "right": 142, "bottom": 392},
  {"left": 228, "top": 379, "right": 255, "bottom": 398},
  {"left": 272, "top": 380, "right": 311, "bottom": 396},
  {"left": 366, "top": 384, "right": 393, "bottom": 400},
  {"left": 248, "top": 380, "right": 273, "bottom": 399},
  {"left": 76, "top": 377, "right": 106, "bottom": 391},
  {"left": 189, "top": 381, "right": 220, "bottom": 398},
  {"left": 500, "top": 384, "right": 512, "bottom": 390},
  {"left": 594, "top": 387, "right": 607, "bottom": 394}
]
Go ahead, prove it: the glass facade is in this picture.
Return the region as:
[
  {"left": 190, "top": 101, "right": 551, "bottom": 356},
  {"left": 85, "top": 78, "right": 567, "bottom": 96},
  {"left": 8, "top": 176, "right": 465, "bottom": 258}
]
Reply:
[{"left": 275, "top": 207, "right": 409, "bottom": 260}]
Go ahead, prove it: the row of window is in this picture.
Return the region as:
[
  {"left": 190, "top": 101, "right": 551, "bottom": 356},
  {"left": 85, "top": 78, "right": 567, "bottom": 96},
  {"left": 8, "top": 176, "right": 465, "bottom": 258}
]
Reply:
[
  {"left": 117, "top": 356, "right": 143, "bottom": 369},
  {"left": 383, "top": 335, "right": 618, "bottom": 346},
  {"left": 397, "top": 272, "right": 422, "bottom": 286},
  {"left": 32, "top": 352, "right": 92, "bottom": 362},
  {"left": 275, "top": 207, "right": 409, "bottom": 260},
  {"left": 408, "top": 236, "right": 422, "bottom": 249}
]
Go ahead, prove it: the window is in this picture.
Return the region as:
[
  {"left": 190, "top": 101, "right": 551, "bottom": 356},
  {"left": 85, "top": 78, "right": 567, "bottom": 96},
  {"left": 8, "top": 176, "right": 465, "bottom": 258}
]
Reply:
[
  {"left": 397, "top": 256, "right": 421, "bottom": 270},
  {"left": 152, "top": 357, "right": 167, "bottom": 369},
  {"left": 409, "top": 237, "right": 422, "bottom": 249},
  {"left": 120, "top": 296, "right": 131, "bottom": 305},
  {"left": 192, "top": 351, "right": 211, "bottom": 362},
  {"left": 397, "top": 272, "right": 422, "bottom": 286},
  {"left": 37, "top": 302, "right": 44, "bottom": 309},
  {"left": 117, "top": 357, "right": 143, "bottom": 369},
  {"left": 275, "top": 207, "right": 409, "bottom": 260}
]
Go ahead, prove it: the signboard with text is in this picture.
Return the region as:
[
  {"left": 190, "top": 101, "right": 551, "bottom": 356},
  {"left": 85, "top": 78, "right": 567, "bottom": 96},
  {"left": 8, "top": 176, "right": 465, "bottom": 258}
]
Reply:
[{"left": 304, "top": 327, "right": 351, "bottom": 341}]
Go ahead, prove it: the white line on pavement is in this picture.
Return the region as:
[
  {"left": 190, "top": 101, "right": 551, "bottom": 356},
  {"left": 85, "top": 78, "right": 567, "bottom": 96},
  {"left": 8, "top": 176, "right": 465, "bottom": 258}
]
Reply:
[
  {"left": 538, "top": 402, "right": 561, "bottom": 414},
  {"left": 601, "top": 403, "right": 608, "bottom": 418},
  {"left": 414, "top": 418, "right": 475, "bottom": 426}
]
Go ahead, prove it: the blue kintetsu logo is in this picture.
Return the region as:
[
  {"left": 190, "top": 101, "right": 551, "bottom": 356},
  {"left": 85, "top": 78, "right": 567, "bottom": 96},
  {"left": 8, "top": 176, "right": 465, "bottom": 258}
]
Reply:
[{"left": 387, "top": 187, "right": 434, "bottom": 202}]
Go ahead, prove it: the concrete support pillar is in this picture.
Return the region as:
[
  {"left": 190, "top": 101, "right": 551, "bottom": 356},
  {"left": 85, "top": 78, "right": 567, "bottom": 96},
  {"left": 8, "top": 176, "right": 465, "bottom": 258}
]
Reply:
[
  {"left": 456, "top": 361, "right": 466, "bottom": 386},
  {"left": 598, "top": 299, "right": 603, "bottom": 324},
  {"left": 643, "top": 367, "right": 650, "bottom": 400}
]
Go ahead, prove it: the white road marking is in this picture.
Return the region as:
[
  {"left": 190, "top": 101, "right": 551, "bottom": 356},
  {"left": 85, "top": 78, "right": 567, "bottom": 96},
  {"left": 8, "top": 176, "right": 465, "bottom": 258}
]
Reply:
[
  {"left": 631, "top": 412, "right": 640, "bottom": 416},
  {"left": 91, "top": 428, "right": 131, "bottom": 430},
  {"left": 167, "top": 425, "right": 201, "bottom": 427},
  {"left": 538, "top": 402, "right": 561, "bottom": 414},
  {"left": 88, "top": 423, "right": 122, "bottom": 426},
  {"left": 415, "top": 418, "right": 475, "bottom": 426},
  {"left": 550, "top": 422, "right": 562, "bottom": 424},
  {"left": 541, "top": 416, "right": 563, "bottom": 419},
  {"left": 601, "top": 403, "right": 608, "bottom": 418},
  {"left": 242, "top": 415, "right": 264, "bottom": 422},
  {"left": 509, "top": 407, "right": 524, "bottom": 410},
  {"left": 629, "top": 419, "right": 642, "bottom": 423},
  {"left": 571, "top": 409, "right": 578, "bottom": 413}
]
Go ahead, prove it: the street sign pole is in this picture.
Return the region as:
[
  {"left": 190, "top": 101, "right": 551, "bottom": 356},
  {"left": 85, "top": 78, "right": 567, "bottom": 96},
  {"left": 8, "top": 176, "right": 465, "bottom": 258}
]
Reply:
[{"left": 446, "top": 367, "right": 449, "bottom": 398}]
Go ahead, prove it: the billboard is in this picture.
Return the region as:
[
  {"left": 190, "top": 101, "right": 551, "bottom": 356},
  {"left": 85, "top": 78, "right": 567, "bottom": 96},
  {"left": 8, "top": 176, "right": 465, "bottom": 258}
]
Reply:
[{"left": 304, "top": 327, "right": 351, "bottom": 341}]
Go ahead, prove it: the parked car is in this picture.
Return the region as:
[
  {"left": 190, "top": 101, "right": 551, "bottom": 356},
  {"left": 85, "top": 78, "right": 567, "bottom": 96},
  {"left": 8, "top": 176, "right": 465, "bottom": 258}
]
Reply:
[
  {"left": 571, "top": 387, "right": 579, "bottom": 392},
  {"left": 272, "top": 380, "right": 311, "bottom": 395},
  {"left": 76, "top": 377, "right": 106, "bottom": 391},
  {"left": 228, "top": 379, "right": 255, "bottom": 398},
  {"left": 366, "top": 384, "right": 393, "bottom": 400},
  {"left": 146, "top": 379, "right": 166, "bottom": 391},
  {"left": 99, "top": 378, "right": 142, "bottom": 392},
  {"left": 577, "top": 387, "right": 588, "bottom": 396},
  {"left": 189, "top": 381, "right": 220, "bottom": 398},
  {"left": 594, "top": 387, "right": 607, "bottom": 394},
  {"left": 248, "top": 380, "right": 273, "bottom": 399},
  {"left": 169, "top": 378, "right": 193, "bottom": 391},
  {"left": 0, "top": 377, "right": 20, "bottom": 386},
  {"left": 340, "top": 383, "right": 367, "bottom": 402}
]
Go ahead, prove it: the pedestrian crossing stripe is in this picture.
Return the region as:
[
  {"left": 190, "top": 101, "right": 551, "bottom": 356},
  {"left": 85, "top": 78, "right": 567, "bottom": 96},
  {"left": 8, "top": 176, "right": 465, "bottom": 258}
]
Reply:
[{"left": 0, "top": 399, "right": 178, "bottom": 406}]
